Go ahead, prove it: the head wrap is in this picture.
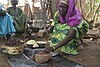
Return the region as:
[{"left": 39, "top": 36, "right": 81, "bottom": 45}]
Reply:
[
  {"left": 58, "top": 0, "right": 82, "bottom": 27},
  {"left": 60, "top": 0, "right": 68, "bottom": 5}
]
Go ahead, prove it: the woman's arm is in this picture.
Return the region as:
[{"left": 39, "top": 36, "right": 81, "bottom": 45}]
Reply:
[
  {"left": 45, "top": 26, "right": 76, "bottom": 52},
  {"left": 54, "top": 26, "right": 76, "bottom": 49}
]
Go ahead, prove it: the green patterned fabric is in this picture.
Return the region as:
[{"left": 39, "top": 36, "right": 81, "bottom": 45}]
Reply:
[
  {"left": 6, "top": 7, "right": 27, "bottom": 32},
  {"left": 50, "top": 11, "right": 89, "bottom": 55}
]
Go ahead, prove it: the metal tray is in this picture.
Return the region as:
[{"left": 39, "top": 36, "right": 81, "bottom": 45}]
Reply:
[{"left": 6, "top": 48, "right": 84, "bottom": 67}]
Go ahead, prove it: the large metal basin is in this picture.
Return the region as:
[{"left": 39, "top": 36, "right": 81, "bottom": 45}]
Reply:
[{"left": 6, "top": 48, "right": 84, "bottom": 67}]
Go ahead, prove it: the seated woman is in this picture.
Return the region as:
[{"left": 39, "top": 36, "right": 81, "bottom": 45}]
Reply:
[
  {"left": 0, "top": 4, "right": 16, "bottom": 37},
  {"left": 6, "top": 0, "right": 27, "bottom": 33},
  {"left": 45, "top": 0, "right": 89, "bottom": 55}
]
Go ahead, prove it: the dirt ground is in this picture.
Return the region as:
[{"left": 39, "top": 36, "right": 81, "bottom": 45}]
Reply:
[
  {"left": 66, "top": 39, "right": 100, "bottom": 67},
  {"left": 66, "top": 29, "right": 100, "bottom": 67},
  {"left": 0, "top": 30, "right": 100, "bottom": 67}
]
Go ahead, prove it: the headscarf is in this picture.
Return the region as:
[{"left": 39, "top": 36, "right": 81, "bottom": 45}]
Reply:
[
  {"left": 58, "top": 0, "right": 82, "bottom": 27},
  {"left": 11, "top": 0, "right": 18, "bottom": 10}
]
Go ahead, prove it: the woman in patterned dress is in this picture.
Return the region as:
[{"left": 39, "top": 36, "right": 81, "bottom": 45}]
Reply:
[{"left": 45, "top": 0, "right": 89, "bottom": 55}]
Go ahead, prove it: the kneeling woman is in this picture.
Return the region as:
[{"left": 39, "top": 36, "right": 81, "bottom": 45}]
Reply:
[{"left": 45, "top": 0, "right": 89, "bottom": 55}]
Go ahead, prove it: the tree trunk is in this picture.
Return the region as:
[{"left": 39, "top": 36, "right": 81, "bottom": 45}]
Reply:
[{"left": 50, "top": 0, "right": 58, "bottom": 18}]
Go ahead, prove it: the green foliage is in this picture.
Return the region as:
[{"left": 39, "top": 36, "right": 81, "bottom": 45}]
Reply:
[
  {"left": 86, "top": 0, "right": 100, "bottom": 6},
  {"left": 85, "top": 0, "right": 100, "bottom": 13},
  {"left": 95, "top": 0, "right": 100, "bottom": 3}
]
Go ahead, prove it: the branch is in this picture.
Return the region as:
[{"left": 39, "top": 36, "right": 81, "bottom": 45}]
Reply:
[
  {"left": 85, "top": 0, "right": 92, "bottom": 18},
  {"left": 79, "top": 0, "right": 89, "bottom": 22},
  {"left": 83, "top": 34, "right": 100, "bottom": 39},
  {"left": 92, "top": 3, "right": 100, "bottom": 21},
  {"left": 82, "top": 3, "right": 88, "bottom": 16},
  {"left": 92, "top": 0, "right": 95, "bottom": 10}
]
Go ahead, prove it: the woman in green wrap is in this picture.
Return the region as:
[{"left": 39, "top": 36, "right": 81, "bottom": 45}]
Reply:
[
  {"left": 6, "top": 0, "right": 27, "bottom": 33},
  {"left": 45, "top": 0, "right": 89, "bottom": 55}
]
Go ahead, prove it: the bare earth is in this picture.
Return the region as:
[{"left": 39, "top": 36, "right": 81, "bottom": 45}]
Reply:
[
  {"left": 66, "top": 29, "right": 100, "bottom": 67},
  {"left": 0, "top": 30, "right": 100, "bottom": 67},
  {"left": 66, "top": 39, "right": 100, "bottom": 67}
]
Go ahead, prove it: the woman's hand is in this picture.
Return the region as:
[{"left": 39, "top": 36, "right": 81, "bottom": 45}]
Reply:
[{"left": 44, "top": 47, "right": 55, "bottom": 53}]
